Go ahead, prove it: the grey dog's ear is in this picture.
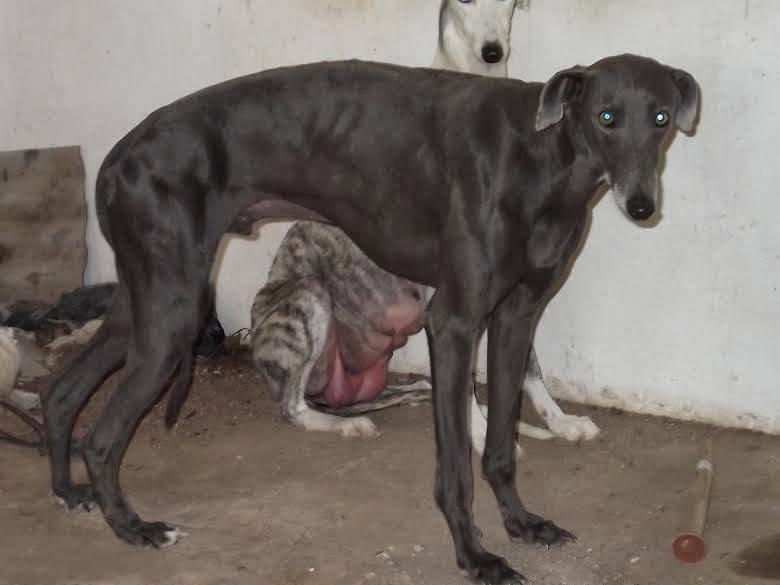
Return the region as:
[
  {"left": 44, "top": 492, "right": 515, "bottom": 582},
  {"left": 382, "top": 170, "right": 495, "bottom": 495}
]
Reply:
[
  {"left": 535, "top": 66, "right": 592, "bottom": 132},
  {"left": 670, "top": 68, "right": 699, "bottom": 133}
]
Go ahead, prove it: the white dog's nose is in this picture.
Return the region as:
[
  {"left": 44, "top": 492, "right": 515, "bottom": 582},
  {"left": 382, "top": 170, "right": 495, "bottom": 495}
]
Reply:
[{"left": 481, "top": 42, "right": 504, "bottom": 64}]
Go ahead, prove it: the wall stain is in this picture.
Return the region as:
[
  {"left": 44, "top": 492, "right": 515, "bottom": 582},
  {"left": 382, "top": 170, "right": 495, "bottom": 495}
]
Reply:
[
  {"left": 25, "top": 272, "right": 42, "bottom": 287},
  {"left": 0, "top": 244, "right": 11, "bottom": 264},
  {"left": 295, "top": 0, "right": 401, "bottom": 19},
  {"left": 23, "top": 149, "right": 39, "bottom": 166}
]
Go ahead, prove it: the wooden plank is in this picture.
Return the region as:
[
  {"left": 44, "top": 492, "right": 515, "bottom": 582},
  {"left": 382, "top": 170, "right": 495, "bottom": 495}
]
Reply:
[{"left": 0, "top": 146, "right": 87, "bottom": 304}]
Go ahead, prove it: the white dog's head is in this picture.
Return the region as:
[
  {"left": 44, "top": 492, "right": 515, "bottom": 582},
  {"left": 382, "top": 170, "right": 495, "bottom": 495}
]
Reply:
[{"left": 438, "top": 0, "right": 518, "bottom": 76}]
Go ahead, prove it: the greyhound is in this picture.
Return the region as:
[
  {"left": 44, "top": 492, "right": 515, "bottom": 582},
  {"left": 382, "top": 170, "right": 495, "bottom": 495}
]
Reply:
[
  {"left": 248, "top": 0, "right": 600, "bottom": 454},
  {"left": 41, "top": 54, "right": 698, "bottom": 584}
]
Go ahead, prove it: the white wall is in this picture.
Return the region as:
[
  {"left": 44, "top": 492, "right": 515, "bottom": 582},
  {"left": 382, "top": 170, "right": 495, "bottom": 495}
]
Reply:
[{"left": 1, "top": 0, "right": 778, "bottom": 434}]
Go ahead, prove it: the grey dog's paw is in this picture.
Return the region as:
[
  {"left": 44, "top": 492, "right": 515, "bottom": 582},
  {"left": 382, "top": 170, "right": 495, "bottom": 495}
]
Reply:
[
  {"left": 51, "top": 484, "right": 95, "bottom": 512},
  {"left": 459, "top": 551, "right": 526, "bottom": 584},
  {"left": 112, "top": 518, "right": 187, "bottom": 548},
  {"left": 506, "top": 512, "right": 576, "bottom": 547}
]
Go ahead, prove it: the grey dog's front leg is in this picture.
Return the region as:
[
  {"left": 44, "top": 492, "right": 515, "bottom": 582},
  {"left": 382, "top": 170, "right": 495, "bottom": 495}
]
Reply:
[
  {"left": 483, "top": 283, "right": 576, "bottom": 547},
  {"left": 425, "top": 294, "right": 525, "bottom": 585}
]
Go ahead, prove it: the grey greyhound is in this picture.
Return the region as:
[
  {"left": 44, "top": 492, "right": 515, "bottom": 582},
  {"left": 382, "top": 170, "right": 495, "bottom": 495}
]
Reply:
[
  {"left": 246, "top": 0, "right": 601, "bottom": 455},
  {"left": 41, "top": 54, "right": 698, "bottom": 584}
]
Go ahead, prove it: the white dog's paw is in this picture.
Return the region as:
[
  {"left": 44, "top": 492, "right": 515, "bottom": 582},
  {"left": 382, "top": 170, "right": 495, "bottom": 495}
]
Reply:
[
  {"left": 338, "top": 416, "right": 380, "bottom": 439},
  {"left": 547, "top": 414, "right": 601, "bottom": 442}
]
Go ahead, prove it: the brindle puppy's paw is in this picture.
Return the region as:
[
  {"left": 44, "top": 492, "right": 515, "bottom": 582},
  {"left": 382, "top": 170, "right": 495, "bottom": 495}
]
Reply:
[
  {"left": 50, "top": 483, "right": 95, "bottom": 512},
  {"left": 506, "top": 512, "right": 576, "bottom": 547},
  {"left": 338, "top": 415, "right": 380, "bottom": 438},
  {"left": 111, "top": 518, "right": 187, "bottom": 548},
  {"left": 459, "top": 551, "right": 526, "bottom": 585}
]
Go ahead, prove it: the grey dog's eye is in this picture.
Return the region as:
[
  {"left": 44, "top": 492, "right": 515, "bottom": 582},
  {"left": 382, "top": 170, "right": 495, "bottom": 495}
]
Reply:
[
  {"left": 598, "top": 111, "right": 615, "bottom": 127},
  {"left": 655, "top": 111, "right": 670, "bottom": 127},
  {"left": 458, "top": 0, "right": 472, "bottom": 3}
]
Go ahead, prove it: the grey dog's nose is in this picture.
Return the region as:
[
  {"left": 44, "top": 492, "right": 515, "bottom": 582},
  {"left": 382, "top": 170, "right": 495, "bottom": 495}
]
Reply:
[
  {"left": 481, "top": 43, "right": 504, "bottom": 64},
  {"left": 626, "top": 196, "right": 655, "bottom": 221}
]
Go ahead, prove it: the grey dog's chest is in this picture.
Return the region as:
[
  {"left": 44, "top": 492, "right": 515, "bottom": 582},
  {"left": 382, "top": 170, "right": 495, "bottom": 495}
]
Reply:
[{"left": 526, "top": 212, "right": 585, "bottom": 272}]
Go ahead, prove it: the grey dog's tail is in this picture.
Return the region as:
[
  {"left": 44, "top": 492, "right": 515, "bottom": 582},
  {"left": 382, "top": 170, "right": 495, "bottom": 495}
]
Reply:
[{"left": 164, "top": 352, "right": 194, "bottom": 429}]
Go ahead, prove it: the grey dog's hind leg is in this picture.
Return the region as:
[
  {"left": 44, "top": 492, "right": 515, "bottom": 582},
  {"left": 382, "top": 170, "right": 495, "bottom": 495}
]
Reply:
[
  {"left": 42, "top": 294, "right": 130, "bottom": 512},
  {"left": 81, "top": 278, "right": 208, "bottom": 548},
  {"left": 250, "top": 277, "right": 379, "bottom": 438}
]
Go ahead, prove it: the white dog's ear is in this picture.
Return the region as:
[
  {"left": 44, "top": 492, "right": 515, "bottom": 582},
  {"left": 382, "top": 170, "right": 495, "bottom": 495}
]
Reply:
[
  {"left": 535, "top": 66, "right": 592, "bottom": 132},
  {"left": 670, "top": 68, "right": 699, "bottom": 134}
]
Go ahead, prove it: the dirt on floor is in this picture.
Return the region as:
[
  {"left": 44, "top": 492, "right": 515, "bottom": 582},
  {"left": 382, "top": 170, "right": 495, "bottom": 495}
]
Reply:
[{"left": 1, "top": 349, "right": 778, "bottom": 585}]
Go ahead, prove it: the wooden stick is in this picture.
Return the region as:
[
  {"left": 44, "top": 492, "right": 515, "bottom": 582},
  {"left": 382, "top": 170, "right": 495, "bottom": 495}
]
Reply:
[{"left": 673, "top": 439, "right": 714, "bottom": 563}]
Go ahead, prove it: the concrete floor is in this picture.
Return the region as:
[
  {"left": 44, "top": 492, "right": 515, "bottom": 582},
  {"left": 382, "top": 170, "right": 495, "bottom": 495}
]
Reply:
[{"left": 1, "top": 351, "right": 778, "bottom": 585}]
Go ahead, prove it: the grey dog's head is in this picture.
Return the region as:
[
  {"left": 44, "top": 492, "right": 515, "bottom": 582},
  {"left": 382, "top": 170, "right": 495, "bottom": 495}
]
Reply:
[{"left": 535, "top": 54, "right": 699, "bottom": 222}]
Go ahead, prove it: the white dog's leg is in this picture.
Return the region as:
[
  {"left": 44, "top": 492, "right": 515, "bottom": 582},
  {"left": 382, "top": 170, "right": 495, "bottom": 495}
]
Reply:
[
  {"left": 469, "top": 390, "right": 525, "bottom": 460},
  {"left": 468, "top": 376, "right": 600, "bottom": 456},
  {"left": 522, "top": 376, "right": 601, "bottom": 442}
]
